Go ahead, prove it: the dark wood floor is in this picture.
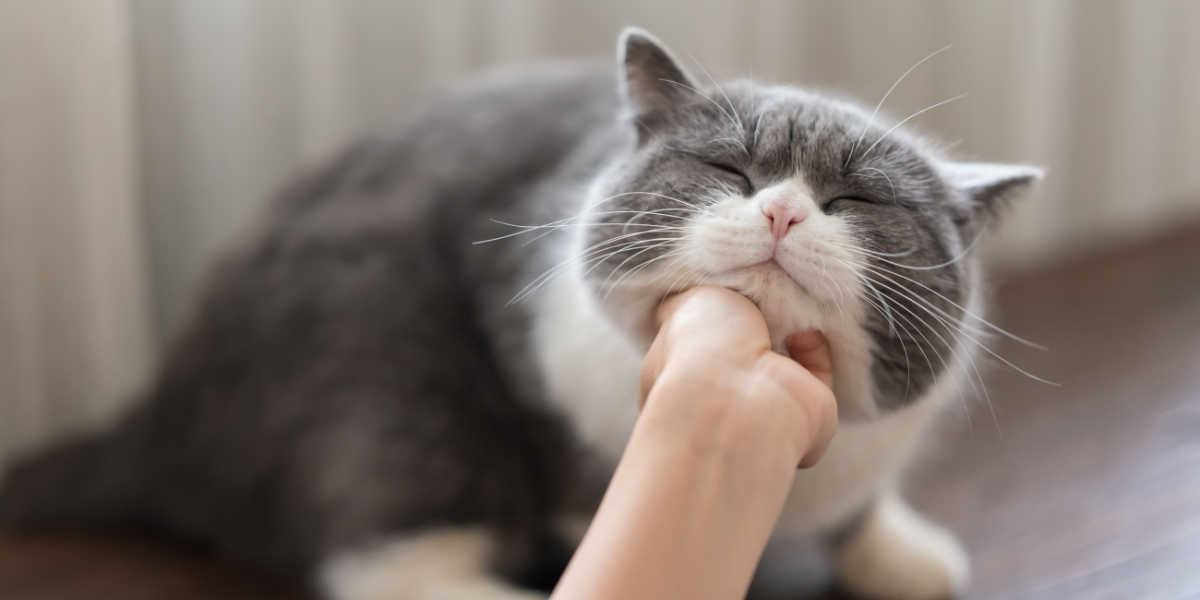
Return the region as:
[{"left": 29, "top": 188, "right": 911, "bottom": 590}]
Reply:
[
  {"left": 908, "top": 227, "right": 1200, "bottom": 599},
  {"left": 2, "top": 228, "right": 1199, "bottom": 599}
]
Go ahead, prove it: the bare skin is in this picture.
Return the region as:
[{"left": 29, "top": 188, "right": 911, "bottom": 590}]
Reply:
[{"left": 552, "top": 286, "right": 838, "bottom": 600}]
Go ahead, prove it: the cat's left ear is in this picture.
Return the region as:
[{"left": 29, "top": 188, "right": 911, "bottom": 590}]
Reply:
[
  {"left": 941, "top": 161, "right": 1044, "bottom": 223},
  {"left": 617, "top": 27, "right": 697, "bottom": 117}
]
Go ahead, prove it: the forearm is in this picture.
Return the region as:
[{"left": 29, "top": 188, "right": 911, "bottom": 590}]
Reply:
[{"left": 552, "top": 394, "right": 799, "bottom": 600}]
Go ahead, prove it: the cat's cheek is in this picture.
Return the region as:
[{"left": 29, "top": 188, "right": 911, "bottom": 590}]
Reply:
[
  {"left": 689, "top": 208, "right": 776, "bottom": 273},
  {"left": 587, "top": 285, "right": 666, "bottom": 351},
  {"left": 826, "top": 328, "right": 882, "bottom": 421}
]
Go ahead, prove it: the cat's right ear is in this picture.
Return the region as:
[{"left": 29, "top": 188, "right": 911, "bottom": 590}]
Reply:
[{"left": 617, "top": 28, "right": 696, "bottom": 118}]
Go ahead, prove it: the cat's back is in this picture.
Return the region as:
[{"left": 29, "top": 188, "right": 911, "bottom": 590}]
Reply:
[
  {"left": 160, "top": 61, "right": 622, "bottom": 418},
  {"left": 110, "top": 62, "right": 623, "bottom": 570},
  {"left": 270, "top": 61, "right": 619, "bottom": 226},
  {"left": 165, "top": 60, "right": 623, "bottom": 416}
]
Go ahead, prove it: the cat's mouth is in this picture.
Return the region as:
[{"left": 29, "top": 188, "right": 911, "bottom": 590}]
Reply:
[
  {"left": 717, "top": 259, "right": 817, "bottom": 300},
  {"left": 706, "top": 258, "right": 832, "bottom": 360}
]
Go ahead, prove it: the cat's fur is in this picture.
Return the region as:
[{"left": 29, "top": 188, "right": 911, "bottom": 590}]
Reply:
[{"left": 0, "top": 29, "right": 1039, "bottom": 599}]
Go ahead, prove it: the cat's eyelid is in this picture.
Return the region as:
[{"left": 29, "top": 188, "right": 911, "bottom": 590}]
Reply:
[
  {"left": 703, "top": 160, "right": 754, "bottom": 193},
  {"left": 821, "top": 195, "right": 876, "bottom": 213},
  {"left": 703, "top": 160, "right": 745, "bottom": 176}
]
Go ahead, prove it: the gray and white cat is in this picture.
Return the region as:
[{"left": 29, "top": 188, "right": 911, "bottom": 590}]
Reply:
[{"left": 1, "top": 29, "right": 1040, "bottom": 599}]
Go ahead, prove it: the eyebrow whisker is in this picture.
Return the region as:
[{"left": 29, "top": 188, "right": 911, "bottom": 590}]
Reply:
[{"left": 845, "top": 44, "right": 952, "bottom": 168}]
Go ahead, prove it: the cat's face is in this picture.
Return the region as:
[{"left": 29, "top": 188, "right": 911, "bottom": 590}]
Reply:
[{"left": 579, "top": 29, "right": 1040, "bottom": 417}]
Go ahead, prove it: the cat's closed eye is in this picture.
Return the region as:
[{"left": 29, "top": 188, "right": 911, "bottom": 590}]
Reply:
[
  {"left": 703, "top": 161, "right": 754, "bottom": 194},
  {"left": 821, "top": 195, "right": 874, "bottom": 213}
]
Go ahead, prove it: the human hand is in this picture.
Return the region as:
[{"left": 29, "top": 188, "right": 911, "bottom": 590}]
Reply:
[
  {"left": 639, "top": 286, "right": 837, "bottom": 468},
  {"left": 553, "top": 287, "right": 838, "bottom": 600}
]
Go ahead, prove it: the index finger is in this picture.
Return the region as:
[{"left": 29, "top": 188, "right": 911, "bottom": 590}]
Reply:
[{"left": 654, "top": 287, "right": 770, "bottom": 345}]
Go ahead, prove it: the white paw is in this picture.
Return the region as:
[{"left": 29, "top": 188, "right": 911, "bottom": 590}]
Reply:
[
  {"left": 835, "top": 495, "right": 969, "bottom": 599},
  {"left": 322, "top": 528, "right": 546, "bottom": 600}
]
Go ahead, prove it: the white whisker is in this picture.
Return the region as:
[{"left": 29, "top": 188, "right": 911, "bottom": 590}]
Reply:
[
  {"left": 857, "top": 167, "right": 899, "bottom": 205},
  {"left": 860, "top": 93, "right": 968, "bottom": 161},
  {"left": 841, "top": 252, "right": 1048, "bottom": 350},
  {"left": 659, "top": 77, "right": 748, "bottom": 156},
  {"left": 856, "top": 268, "right": 999, "bottom": 428},
  {"left": 833, "top": 231, "right": 984, "bottom": 273},
  {"left": 859, "top": 263, "right": 1057, "bottom": 386},
  {"left": 845, "top": 44, "right": 952, "bottom": 168}
]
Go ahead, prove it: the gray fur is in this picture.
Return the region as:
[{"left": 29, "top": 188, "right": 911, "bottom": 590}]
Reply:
[{"left": 0, "top": 30, "right": 1037, "bottom": 594}]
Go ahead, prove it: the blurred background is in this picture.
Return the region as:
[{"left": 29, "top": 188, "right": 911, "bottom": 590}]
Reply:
[{"left": 1, "top": 1, "right": 1199, "bottom": 598}]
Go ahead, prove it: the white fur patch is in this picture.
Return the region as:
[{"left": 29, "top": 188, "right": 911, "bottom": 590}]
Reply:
[
  {"left": 835, "top": 493, "right": 970, "bottom": 600},
  {"left": 777, "top": 396, "right": 941, "bottom": 530},
  {"left": 533, "top": 272, "right": 643, "bottom": 463},
  {"left": 321, "top": 528, "right": 544, "bottom": 600}
]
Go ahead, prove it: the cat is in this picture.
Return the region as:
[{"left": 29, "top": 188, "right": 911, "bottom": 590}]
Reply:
[{"left": 0, "top": 28, "right": 1040, "bottom": 599}]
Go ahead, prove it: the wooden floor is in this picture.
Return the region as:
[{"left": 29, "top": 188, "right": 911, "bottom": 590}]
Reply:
[
  {"left": 2, "top": 228, "right": 1199, "bottom": 599},
  {"left": 908, "top": 227, "right": 1200, "bottom": 599}
]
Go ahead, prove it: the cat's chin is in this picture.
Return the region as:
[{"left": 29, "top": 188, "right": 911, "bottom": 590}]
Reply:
[
  {"left": 594, "top": 260, "right": 840, "bottom": 355},
  {"left": 590, "top": 266, "right": 878, "bottom": 420},
  {"left": 708, "top": 262, "right": 880, "bottom": 421},
  {"left": 707, "top": 261, "right": 828, "bottom": 351}
]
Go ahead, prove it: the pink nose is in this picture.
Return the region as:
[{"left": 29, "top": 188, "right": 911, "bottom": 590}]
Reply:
[{"left": 761, "top": 197, "right": 807, "bottom": 240}]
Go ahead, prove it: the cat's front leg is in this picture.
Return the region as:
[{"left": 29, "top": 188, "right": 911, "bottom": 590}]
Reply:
[{"left": 832, "top": 491, "right": 969, "bottom": 599}]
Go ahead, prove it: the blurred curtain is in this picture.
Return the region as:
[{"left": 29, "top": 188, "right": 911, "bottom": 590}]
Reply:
[
  {"left": 0, "top": 1, "right": 152, "bottom": 467},
  {"left": 2, "top": 0, "right": 1199, "bottom": 469},
  {"left": 130, "top": 0, "right": 1200, "bottom": 333}
]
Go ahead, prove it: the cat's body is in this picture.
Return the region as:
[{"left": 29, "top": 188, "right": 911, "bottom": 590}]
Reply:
[{"left": 1, "top": 30, "right": 1039, "bottom": 599}]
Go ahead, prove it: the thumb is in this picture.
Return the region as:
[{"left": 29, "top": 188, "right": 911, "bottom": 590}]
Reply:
[{"left": 786, "top": 331, "right": 834, "bottom": 390}]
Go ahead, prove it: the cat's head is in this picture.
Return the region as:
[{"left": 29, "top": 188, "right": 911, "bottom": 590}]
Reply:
[{"left": 579, "top": 29, "right": 1041, "bottom": 418}]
